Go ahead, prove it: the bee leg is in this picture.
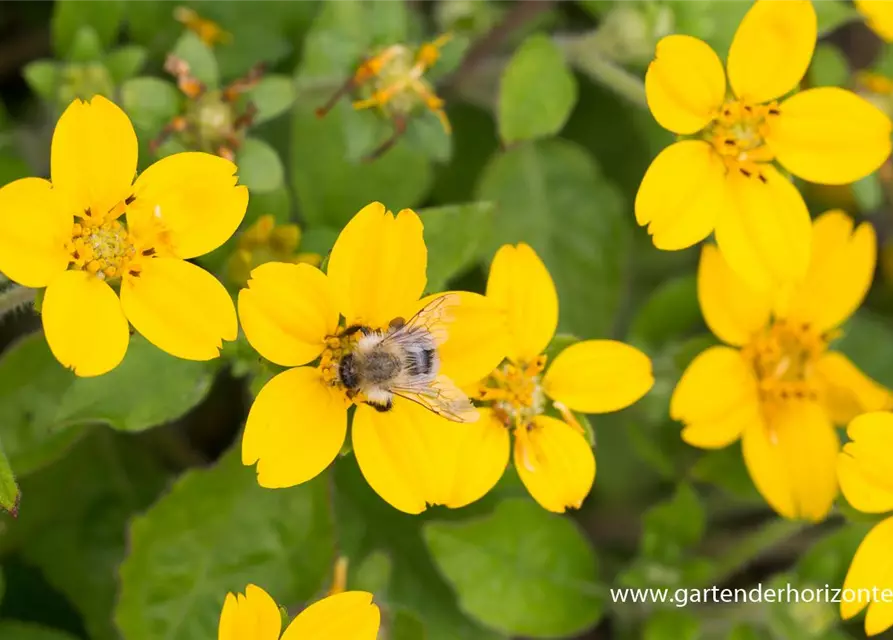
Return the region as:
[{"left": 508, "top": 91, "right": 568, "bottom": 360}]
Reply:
[
  {"left": 339, "top": 324, "right": 371, "bottom": 338},
  {"left": 368, "top": 398, "right": 393, "bottom": 413}
]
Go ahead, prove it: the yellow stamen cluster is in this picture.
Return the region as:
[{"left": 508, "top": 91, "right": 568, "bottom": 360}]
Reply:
[
  {"left": 480, "top": 356, "right": 547, "bottom": 429},
  {"left": 352, "top": 34, "right": 453, "bottom": 133},
  {"left": 68, "top": 218, "right": 138, "bottom": 280},
  {"left": 707, "top": 100, "right": 779, "bottom": 180},
  {"left": 226, "top": 215, "right": 321, "bottom": 287},
  {"left": 742, "top": 318, "right": 829, "bottom": 407},
  {"left": 319, "top": 333, "right": 353, "bottom": 387}
]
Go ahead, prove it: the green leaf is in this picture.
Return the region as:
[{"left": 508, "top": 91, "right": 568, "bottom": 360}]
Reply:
[
  {"left": 628, "top": 275, "right": 700, "bottom": 348},
  {"left": 171, "top": 32, "right": 219, "bottom": 89},
  {"left": 0, "top": 332, "right": 218, "bottom": 476},
  {"left": 809, "top": 43, "right": 850, "bottom": 88},
  {"left": 644, "top": 610, "right": 701, "bottom": 640},
  {"left": 667, "top": 1, "right": 752, "bottom": 60},
  {"left": 404, "top": 111, "right": 454, "bottom": 163},
  {"left": 476, "top": 139, "right": 628, "bottom": 338},
  {"left": 66, "top": 26, "right": 105, "bottom": 63},
  {"left": 352, "top": 550, "right": 392, "bottom": 594},
  {"left": 23, "top": 61, "right": 59, "bottom": 103},
  {"left": 727, "top": 624, "right": 764, "bottom": 640},
  {"left": 104, "top": 45, "right": 148, "bottom": 84},
  {"left": 392, "top": 609, "right": 428, "bottom": 640},
  {"left": 0, "top": 622, "right": 79, "bottom": 640},
  {"left": 247, "top": 75, "right": 297, "bottom": 124},
  {"left": 642, "top": 483, "right": 705, "bottom": 556},
  {"left": 0, "top": 436, "right": 19, "bottom": 515},
  {"left": 498, "top": 34, "right": 578, "bottom": 144},
  {"left": 424, "top": 498, "right": 603, "bottom": 637},
  {"left": 814, "top": 0, "right": 861, "bottom": 35},
  {"left": 236, "top": 137, "right": 285, "bottom": 193},
  {"left": 120, "top": 77, "right": 181, "bottom": 134},
  {"left": 52, "top": 0, "right": 124, "bottom": 56},
  {"left": 115, "top": 447, "right": 333, "bottom": 640},
  {"left": 7, "top": 430, "right": 168, "bottom": 640},
  {"left": 835, "top": 311, "right": 893, "bottom": 388},
  {"left": 796, "top": 522, "right": 872, "bottom": 589},
  {"left": 418, "top": 202, "right": 495, "bottom": 291},
  {"left": 691, "top": 446, "right": 761, "bottom": 503},
  {"left": 852, "top": 173, "right": 884, "bottom": 212}
]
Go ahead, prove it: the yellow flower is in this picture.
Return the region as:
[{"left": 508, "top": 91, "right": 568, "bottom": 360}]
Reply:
[
  {"left": 0, "top": 95, "right": 248, "bottom": 376},
  {"left": 226, "top": 214, "right": 321, "bottom": 287},
  {"left": 238, "top": 202, "right": 506, "bottom": 514},
  {"left": 218, "top": 584, "right": 379, "bottom": 640},
  {"left": 856, "top": 0, "right": 893, "bottom": 42},
  {"left": 672, "top": 211, "right": 890, "bottom": 522},
  {"left": 452, "top": 244, "right": 654, "bottom": 513},
  {"left": 638, "top": 0, "right": 892, "bottom": 292},
  {"left": 838, "top": 412, "right": 893, "bottom": 636}
]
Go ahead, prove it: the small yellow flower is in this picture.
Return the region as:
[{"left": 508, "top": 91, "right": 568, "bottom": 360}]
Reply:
[
  {"left": 672, "top": 211, "right": 891, "bottom": 522},
  {"left": 218, "top": 584, "right": 380, "bottom": 640},
  {"left": 838, "top": 412, "right": 893, "bottom": 636},
  {"left": 0, "top": 95, "right": 248, "bottom": 376},
  {"left": 855, "top": 0, "right": 893, "bottom": 42},
  {"left": 226, "top": 214, "right": 321, "bottom": 287},
  {"left": 174, "top": 6, "right": 232, "bottom": 48},
  {"left": 238, "top": 202, "right": 506, "bottom": 514},
  {"left": 452, "top": 244, "right": 654, "bottom": 513},
  {"left": 638, "top": 0, "right": 892, "bottom": 292}
]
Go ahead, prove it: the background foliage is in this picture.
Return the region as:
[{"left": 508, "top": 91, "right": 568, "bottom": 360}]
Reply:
[{"left": 0, "top": 1, "right": 891, "bottom": 639}]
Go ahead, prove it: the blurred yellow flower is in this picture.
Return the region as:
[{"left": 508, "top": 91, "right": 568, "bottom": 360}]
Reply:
[
  {"left": 673, "top": 211, "right": 890, "bottom": 522},
  {"left": 238, "top": 202, "right": 506, "bottom": 514},
  {"left": 218, "top": 584, "right": 379, "bottom": 640},
  {"left": 453, "top": 244, "right": 654, "bottom": 513},
  {"left": 639, "top": 0, "right": 892, "bottom": 292},
  {"left": 226, "top": 214, "right": 321, "bottom": 287},
  {"left": 838, "top": 412, "right": 893, "bottom": 636},
  {"left": 0, "top": 95, "right": 248, "bottom": 376},
  {"left": 856, "top": 0, "right": 893, "bottom": 42}
]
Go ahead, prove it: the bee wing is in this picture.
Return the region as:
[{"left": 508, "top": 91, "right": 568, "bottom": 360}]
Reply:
[
  {"left": 383, "top": 293, "right": 459, "bottom": 348},
  {"left": 391, "top": 374, "right": 479, "bottom": 423}
]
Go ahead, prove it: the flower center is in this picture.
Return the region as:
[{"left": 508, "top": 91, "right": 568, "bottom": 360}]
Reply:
[
  {"left": 707, "top": 100, "right": 780, "bottom": 179},
  {"left": 479, "top": 356, "right": 547, "bottom": 429},
  {"left": 742, "top": 319, "right": 829, "bottom": 405}
]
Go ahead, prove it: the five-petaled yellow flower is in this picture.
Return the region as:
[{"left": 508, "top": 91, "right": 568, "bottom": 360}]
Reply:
[
  {"left": 454, "top": 243, "right": 654, "bottom": 513},
  {"left": 239, "top": 202, "right": 505, "bottom": 514},
  {"left": 219, "top": 584, "right": 379, "bottom": 640},
  {"left": 639, "top": 0, "right": 892, "bottom": 292},
  {"left": 0, "top": 95, "right": 248, "bottom": 376},
  {"left": 672, "top": 211, "right": 891, "bottom": 522},
  {"left": 856, "top": 0, "right": 893, "bottom": 42},
  {"left": 838, "top": 412, "right": 893, "bottom": 636}
]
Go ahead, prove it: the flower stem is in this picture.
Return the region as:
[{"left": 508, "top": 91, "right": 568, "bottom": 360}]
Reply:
[
  {"left": 555, "top": 33, "right": 648, "bottom": 107},
  {"left": 0, "top": 285, "right": 36, "bottom": 320}
]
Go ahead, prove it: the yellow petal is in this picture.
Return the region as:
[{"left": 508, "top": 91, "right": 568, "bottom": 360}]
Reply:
[
  {"left": 51, "top": 95, "right": 137, "bottom": 216},
  {"left": 726, "top": 0, "right": 816, "bottom": 104},
  {"left": 0, "top": 178, "right": 71, "bottom": 288},
  {"left": 218, "top": 593, "right": 239, "bottom": 640},
  {"left": 217, "top": 585, "right": 282, "bottom": 640},
  {"left": 856, "top": 0, "right": 893, "bottom": 41},
  {"left": 42, "top": 270, "right": 129, "bottom": 377},
  {"left": 645, "top": 35, "right": 725, "bottom": 135},
  {"left": 485, "top": 243, "right": 557, "bottom": 363},
  {"left": 841, "top": 516, "right": 893, "bottom": 625},
  {"left": 783, "top": 211, "right": 876, "bottom": 333},
  {"left": 767, "top": 87, "right": 893, "bottom": 185},
  {"left": 281, "top": 592, "right": 380, "bottom": 640},
  {"left": 543, "top": 340, "right": 653, "bottom": 413},
  {"left": 671, "top": 346, "right": 761, "bottom": 449},
  {"left": 409, "top": 291, "right": 509, "bottom": 387},
  {"left": 635, "top": 141, "right": 727, "bottom": 251},
  {"left": 838, "top": 412, "right": 893, "bottom": 513},
  {"left": 714, "top": 165, "right": 811, "bottom": 293},
  {"left": 742, "top": 401, "right": 838, "bottom": 522},
  {"left": 129, "top": 152, "right": 249, "bottom": 259},
  {"left": 326, "top": 203, "right": 426, "bottom": 329},
  {"left": 697, "top": 244, "right": 771, "bottom": 347},
  {"left": 514, "top": 415, "right": 595, "bottom": 513},
  {"left": 351, "top": 399, "right": 464, "bottom": 514},
  {"left": 816, "top": 352, "right": 891, "bottom": 425},
  {"left": 242, "top": 367, "right": 348, "bottom": 488},
  {"left": 238, "top": 263, "right": 340, "bottom": 367},
  {"left": 120, "top": 258, "right": 236, "bottom": 361},
  {"left": 441, "top": 409, "right": 510, "bottom": 508}
]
